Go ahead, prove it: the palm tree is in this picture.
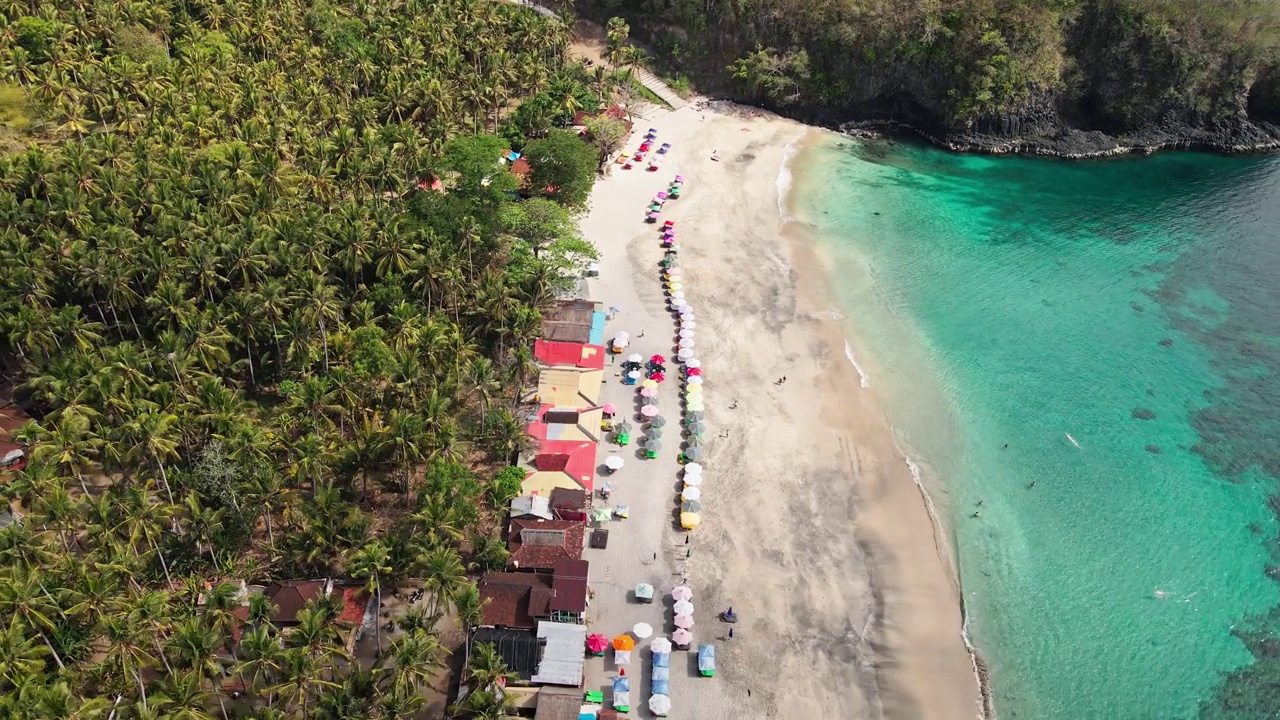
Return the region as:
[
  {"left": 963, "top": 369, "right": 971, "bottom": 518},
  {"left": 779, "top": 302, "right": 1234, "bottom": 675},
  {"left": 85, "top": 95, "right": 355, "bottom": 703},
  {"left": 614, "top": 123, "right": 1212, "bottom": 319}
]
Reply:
[
  {"left": 123, "top": 411, "right": 182, "bottom": 505},
  {"left": 27, "top": 415, "right": 101, "bottom": 496},
  {"left": 346, "top": 541, "right": 391, "bottom": 654},
  {"left": 385, "top": 628, "right": 443, "bottom": 698},
  {"left": 416, "top": 544, "right": 465, "bottom": 619},
  {"left": 0, "top": 616, "right": 50, "bottom": 690},
  {"left": 0, "top": 566, "right": 66, "bottom": 670}
]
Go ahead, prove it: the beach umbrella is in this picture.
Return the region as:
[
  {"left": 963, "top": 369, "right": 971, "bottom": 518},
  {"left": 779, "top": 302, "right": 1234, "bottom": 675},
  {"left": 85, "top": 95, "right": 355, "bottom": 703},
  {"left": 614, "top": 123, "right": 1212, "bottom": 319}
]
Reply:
[
  {"left": 602, "top": 402, "right": 617, "bottom": 415},
  {"left": 670, "top": 290, "right": 685, "bottom": 301},
  {"left": 651, "top": 371, "right": 666, "bottom": 383},
  {"left": 675, "top": 174, "right": 685, "bottom": 182},
  {"left": 633, "top": 622, "right": 654, "bottom": 639},
  {"left": 651, "top": 637, "right": 672, "bottom": 654},
  {"left": 666, "top": 281, "right": 683, "bottom": 292},
  {"left": 641, "top": 405, "right": 659, "bottom": 418},
  {"left": 682, "top": 474, "right": 702, "bottom": 487},
  {"left": 650, "top": 354, "right": 666, "bottom": 365},
  {"left": 674, "top": 614, "right": 695, "bottom": 628},
  {"left": 587, "top": 634, "right": 610, "bottom": 653},
  {"left": 686, "top": 376, "right": 704, "bottom": 387},
  {"left": 679, "top": 338, "right": 696, "bottom": 350},
  {"left": 665, "top": 267, "right": 682, "bottom": 276},
  {"left": 686, "top": 434, "right": 706, "bottom": 448},
  {"left": 678, "top": 306, "right": 695, "bottom": 317},
  {"left": 642, "top": 396, "right": 659, "bottom": 407},
  {"left": 681, "top": 486, "right": 702, "bottom": 501},
  {"left": 640, "top": 386, "right": 658, "bottom": 398},
  {"left": 685, "top": 400, "right": 705, "bottom": 412},
  {"left": 643, "top": 438, "right": 662, "bottom": 451},
  {"left": 681, "top": 499, "right": 702, "bottom": 513},
  {"left": 627, "top": 353, "right": 643, "bottom": 363},
  {"left": 605, "top": 456, "right": 624, "bottom": 471},
  {"left": 684, "top": 411, "right": 704, "bottom": 424},
  {"left": 672, "top": 628, "right": 693, "bottom": 646},
  {"left": 645, "top": 426, "right": 663, "bottom": 439},
  {"left": 673, "top": 599, "right": 695, "bottom": 616},
  {"left": 671, "top": 585, "right": 693, "bottom": 602},
  {"left": 649, "top": 694, "right": 672, "bottom": 717},
  {"left": 615, "top": 421, "right": 634, "bottom": 434},
  {"left": 677, "top": 350, "right": 695, "bottom": 362},
  {"left": 613, "top": 634, "right": 636, "bottom": 651},
  {"left": 641, "top": 378, "right": 658, "bottom": 389},
  {"left": 686, "top": 368, "right": 702, "bottom": 378},
  {"left": 679, "top": 328, "right": 695, "bottom": 339},
  {"left": 680, "top": 511, "right": 701, "bottom": 529},
  {"left": 684, "top": 447, "right": 705, "bottom": 462},
  {"left": 687, "top": 421, "right": 707, "bottom": 435},
  {"left": 627, "top": 370, "right": 642, "bottom": 382},
  {"left": 684, "top": 384, "right": 703, "bottom": 395},
  {"left": 684, "top": 462, "right": 703, "bottom": 475},
  {"left": 649, "top": 415, "right": 667, "bottom": 428},
  {"left": 686, "top": 358, "right": 702, "bottom": 369},
  {"left": 680, "top": 319, "right": 696, "bottom": 329},
  {"left": 590, "top": 507, "right": 612, "bottom": 523}
]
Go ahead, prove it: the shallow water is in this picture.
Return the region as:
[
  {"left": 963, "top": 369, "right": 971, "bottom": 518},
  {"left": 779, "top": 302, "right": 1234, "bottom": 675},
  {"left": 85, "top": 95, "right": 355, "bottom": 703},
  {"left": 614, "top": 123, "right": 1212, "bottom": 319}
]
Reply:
[{"left": 793, "top": 136, "right": 1280, "bottom": 719}]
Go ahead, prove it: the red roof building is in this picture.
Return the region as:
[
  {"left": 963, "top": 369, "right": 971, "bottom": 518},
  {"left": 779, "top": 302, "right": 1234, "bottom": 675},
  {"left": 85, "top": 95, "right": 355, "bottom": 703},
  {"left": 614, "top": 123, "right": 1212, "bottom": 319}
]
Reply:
[
  {"left": 478, "top": 572, "right": 555, "bottom": 629},
  {"left": 522, "top": 440, "right": 597, "bottom": 496},
  {"left": 508, "top": 518, "right": 584, "bottom": 572},
  {"left": 534, "top": 340, "right": 606, "bottom": 370},
  {"left": 549, "top": 558, "right": 589, "bottom": 614}
]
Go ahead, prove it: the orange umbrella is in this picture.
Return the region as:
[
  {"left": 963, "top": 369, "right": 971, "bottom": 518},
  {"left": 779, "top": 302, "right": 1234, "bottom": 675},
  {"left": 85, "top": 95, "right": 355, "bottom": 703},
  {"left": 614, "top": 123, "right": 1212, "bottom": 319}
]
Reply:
[{"left": 612, "top": 634, "right": 636, "bottom": 651}]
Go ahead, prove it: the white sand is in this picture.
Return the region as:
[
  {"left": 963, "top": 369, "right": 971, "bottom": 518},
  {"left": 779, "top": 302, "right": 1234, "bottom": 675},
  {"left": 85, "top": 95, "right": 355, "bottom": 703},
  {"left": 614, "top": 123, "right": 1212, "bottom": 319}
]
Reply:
[{"left": 577, "top": 99, "right": 982, "bottom": 719}]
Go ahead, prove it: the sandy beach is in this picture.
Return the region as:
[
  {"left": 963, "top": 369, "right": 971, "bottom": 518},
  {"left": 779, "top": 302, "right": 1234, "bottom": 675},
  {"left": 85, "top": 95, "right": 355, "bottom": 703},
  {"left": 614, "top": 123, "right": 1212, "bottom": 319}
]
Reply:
[{"left": 576, "top": 95, "right": 981, "bottom": 719}]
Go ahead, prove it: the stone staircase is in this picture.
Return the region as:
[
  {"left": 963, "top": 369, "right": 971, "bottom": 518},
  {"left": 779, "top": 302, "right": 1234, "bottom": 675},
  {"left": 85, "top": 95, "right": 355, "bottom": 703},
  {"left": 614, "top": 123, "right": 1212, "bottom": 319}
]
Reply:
[{"left": 629, "top": 67, "right": 687, "bottom": 110}]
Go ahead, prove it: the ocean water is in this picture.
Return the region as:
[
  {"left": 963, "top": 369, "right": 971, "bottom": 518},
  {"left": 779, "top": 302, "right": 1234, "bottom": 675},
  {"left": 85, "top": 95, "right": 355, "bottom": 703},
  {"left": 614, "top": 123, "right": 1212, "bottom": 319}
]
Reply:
[{"left": 791, "top": 135, "right": 1280, "bottom": 719}]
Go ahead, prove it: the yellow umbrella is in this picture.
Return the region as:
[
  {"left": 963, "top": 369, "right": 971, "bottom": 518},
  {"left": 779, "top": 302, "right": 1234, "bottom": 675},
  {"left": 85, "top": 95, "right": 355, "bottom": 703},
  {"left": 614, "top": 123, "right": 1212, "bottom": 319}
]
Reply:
[
  {"left": 685, "top": 384, "right": 703, "bottom": 394},
  {"left": 680, "top": 512, "right": 701, "bottom": 529},
  {"left": 641, "top": 379, "right": 659, "bottom": 389}
]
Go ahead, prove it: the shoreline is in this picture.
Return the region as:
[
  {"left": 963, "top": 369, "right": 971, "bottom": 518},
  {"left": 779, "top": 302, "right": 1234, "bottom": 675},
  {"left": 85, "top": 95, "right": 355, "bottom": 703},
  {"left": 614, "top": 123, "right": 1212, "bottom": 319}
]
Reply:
[
  {"left": 781, "top": 132, "right": 990, "bottom": 718},
  {"left": 578, "top": 98, "right": 980, "bottom": 720}
]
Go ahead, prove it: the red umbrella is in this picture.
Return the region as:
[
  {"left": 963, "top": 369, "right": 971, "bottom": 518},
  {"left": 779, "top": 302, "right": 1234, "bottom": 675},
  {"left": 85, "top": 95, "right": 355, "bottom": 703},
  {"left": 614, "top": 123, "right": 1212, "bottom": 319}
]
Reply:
[
  {"left": 687, "top": 368, "right": 702, "bottom": 377},
  {"left": 650, "top": 355, "right": 666, "bottom": 365},
  {"left": 650, "top": 371, "right": 666, "bottom": 383},
  {"left": 586, "top": 634, "right": 609, "bottom": 653}
]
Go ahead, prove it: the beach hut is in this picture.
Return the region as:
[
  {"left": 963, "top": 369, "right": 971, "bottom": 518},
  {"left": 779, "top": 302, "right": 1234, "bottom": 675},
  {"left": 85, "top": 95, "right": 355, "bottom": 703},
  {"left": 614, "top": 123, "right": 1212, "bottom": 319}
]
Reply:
[
  {"left": 634, "top": 583, "right": 655, "bottom": 603},
  {"left": 698, "top": 644, "right": 716, "bottom": 677}
]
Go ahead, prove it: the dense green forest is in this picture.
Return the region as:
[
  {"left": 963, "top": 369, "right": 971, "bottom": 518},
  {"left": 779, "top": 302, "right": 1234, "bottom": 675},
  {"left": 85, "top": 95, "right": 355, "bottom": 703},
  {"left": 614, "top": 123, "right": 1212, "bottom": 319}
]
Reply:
[
  {"left": 583, "top": 0, "right": 1280, "bottom": 145},
  {"left": 0, "top": 0, "right": 616, "bottom": 717}
]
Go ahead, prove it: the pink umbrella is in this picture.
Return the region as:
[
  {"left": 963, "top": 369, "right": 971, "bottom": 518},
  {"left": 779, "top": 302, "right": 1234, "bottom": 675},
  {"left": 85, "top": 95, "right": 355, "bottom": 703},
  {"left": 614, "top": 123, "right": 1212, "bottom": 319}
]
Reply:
[
  {"left": 586, "top": 634, "right": 610, "bottom": 653},
  {"left": 647, "top": 212, "right": 660, "bottom": 220},
  {"left": 687, "top": 367, "right": 702, "bottom": 377},
  {"left": 651, "top": 355, "right": 666, "bottom": 365},
  {"left": 673, "top": 614, "right": 695, "bottom": 628},
  {"left": 639, "top": 386, "right": 658, "bottom": 398},
  {"left": 602, "top": 403, "right": 617, "bottom": 415},
  {"left": 674, "top": 175, "right": 685, "bottom": 182},
  {"left": 672, "top": 628, "right": 693, "bottom": 645},
  {"left": 641, "top": 405, "right": 659, "bottom": 418},
  {"left": 671, "top": 585, "right": 693, "bottom": 601},
  {"left": 650, "top": 372, "right": 666, "bottom": 382}
]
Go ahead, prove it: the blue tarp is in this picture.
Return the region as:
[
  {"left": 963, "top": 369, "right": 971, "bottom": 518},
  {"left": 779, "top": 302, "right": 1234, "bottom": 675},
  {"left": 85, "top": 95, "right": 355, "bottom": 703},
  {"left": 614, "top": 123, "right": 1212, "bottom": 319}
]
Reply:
[
  {"left": 589, "top": 311, "right": 606, "bottom": 345},
  {"left": 652, "top": 651, "right": 670, "bottom": 668},
  {"left": 612, "top": 676, "right": 629, "bottom": 693},
  {"left": 652, "top": 666, "right": 670, "bottom": 681},
  {"left": 651, "top": 678, "right": 670, "bottom": 695}
]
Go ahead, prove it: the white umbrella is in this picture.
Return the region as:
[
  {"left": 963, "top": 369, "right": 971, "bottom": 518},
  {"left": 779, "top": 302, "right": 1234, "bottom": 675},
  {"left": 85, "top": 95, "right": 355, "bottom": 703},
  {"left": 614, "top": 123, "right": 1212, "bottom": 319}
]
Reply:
[
  {"left": 678, "top": 306, "right": 695, "bottom": 317},
  {"left": 666, "top": 267, "right": 682, "bottom": 276},
  {"left": 627, "top": 353, "right": 643, "bottom": 363},
  {"left": 687, "top": 375, "right": 704, "bottom": 385},
  {"left": 679, "top": 328, "right": 695, "bottom": 339},
  {"left": 650, "top": 637, "right": 672, "bottom": 654},
  {"left": 671, "top": 291, "right": 685, "bottom": 300},
  {"left": 685, "top": 399, "right": 705, "bottom": 410},
  {"left": 682, "top": 474, "right": 702, "bottom": 487},
  {"left": 671, "top": 585, "right": 693, "bottom": 601},
  {"left": 641, "top": 405, "right": 659, "bottom": 417},
  {"left": 684, "top": 462, "right": 703, "bottom": 475},
  {"left": 649, "top": 694, "right": 672, "bottom": 716},
  {"left": 673, "top": 600, "right": 694, "bottom": 615},
  {"left": 632, "top": 622, "right": 654, "bottom": 639},
  {"left": 677, "top": 350, "right": 695, "bottom": 362},
  {"left": 685, "top": 358, "right": 701, "bottom": 369},
  {"left": 672, "top": 298, "right": 688, "bottom": 310},
  {"left": 681, "top": 486, "right": 701, "bottom": 501},
  {"left": 679, "top": 338, "right": 696, "bottom": 350},
  {"left": 673, "top": 613, "right": 695, "bottom": 628},
  {"left": 605, "top": 456, "right": 624, "bottom": 470}
]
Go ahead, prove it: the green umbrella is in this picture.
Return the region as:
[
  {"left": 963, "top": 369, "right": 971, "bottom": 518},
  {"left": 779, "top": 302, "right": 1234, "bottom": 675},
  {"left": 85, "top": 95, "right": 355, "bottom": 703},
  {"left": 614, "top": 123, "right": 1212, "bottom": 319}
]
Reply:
[
  {"left": 684, "top": 411, "right": 704, "bottom": 424},
  {"left": 686, "top": 421, "right": 707, "bottom": 435},
  {"left": 644, "top": 438, "right": 662, "bottom": 452},
  {"left": 681, "top": 500, "right": 702, "bottom": 513},
  {"left": 650, "top": 416, "right": 667, "bottom": 428},
  {"left": 683, "top": 447, "right": 704, "bottom": 462},
  {"left": 643, "top": 396, "right": 659, "bottom": 406},
  {"left": 645, "top": 426, "right": 663, "bottom": 439},
  {"left": 685, "top": 434, "right": 706, "bottom": 448},
  {"left": 615, "top": 421, "right": 633, "bottom": 434}
]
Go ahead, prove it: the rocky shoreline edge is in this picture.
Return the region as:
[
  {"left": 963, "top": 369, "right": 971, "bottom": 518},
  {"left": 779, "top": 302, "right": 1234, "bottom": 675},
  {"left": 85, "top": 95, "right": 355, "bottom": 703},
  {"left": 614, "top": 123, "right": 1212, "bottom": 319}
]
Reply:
[{"left": 837, "top": 118, "right": 1280, "bottom": 159}]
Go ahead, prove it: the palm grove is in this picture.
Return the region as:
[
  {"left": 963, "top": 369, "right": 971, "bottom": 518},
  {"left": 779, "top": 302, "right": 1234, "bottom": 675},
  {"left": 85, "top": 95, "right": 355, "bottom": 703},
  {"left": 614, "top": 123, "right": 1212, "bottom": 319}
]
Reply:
[{"left": 0, "top": 0, "right": 616, "bottom": 717}]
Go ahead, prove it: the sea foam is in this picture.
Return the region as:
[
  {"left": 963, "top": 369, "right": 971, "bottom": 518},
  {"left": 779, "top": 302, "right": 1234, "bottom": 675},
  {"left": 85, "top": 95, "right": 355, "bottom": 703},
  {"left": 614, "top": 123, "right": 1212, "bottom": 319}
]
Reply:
[
  {"left": 845, "top": 340, "right": 871, "bottom": 388},
  {"left": 776, "top": 136, "right": 802, "bottom": 222}
]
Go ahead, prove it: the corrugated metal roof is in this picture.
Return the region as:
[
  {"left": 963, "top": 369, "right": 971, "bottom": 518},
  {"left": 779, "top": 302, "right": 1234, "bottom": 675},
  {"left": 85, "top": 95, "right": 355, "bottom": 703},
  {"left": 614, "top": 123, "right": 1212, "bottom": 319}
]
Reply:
[{"left": 530, "top": 621, "right": 586, "bottom": 687}]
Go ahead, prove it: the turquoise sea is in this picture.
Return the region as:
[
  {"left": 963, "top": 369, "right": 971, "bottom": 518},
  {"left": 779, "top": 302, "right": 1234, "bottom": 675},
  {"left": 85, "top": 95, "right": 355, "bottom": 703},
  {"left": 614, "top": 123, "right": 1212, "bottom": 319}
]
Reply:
[{"left": 792, "top": 136, "right": 1280, "bottom": 719}]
